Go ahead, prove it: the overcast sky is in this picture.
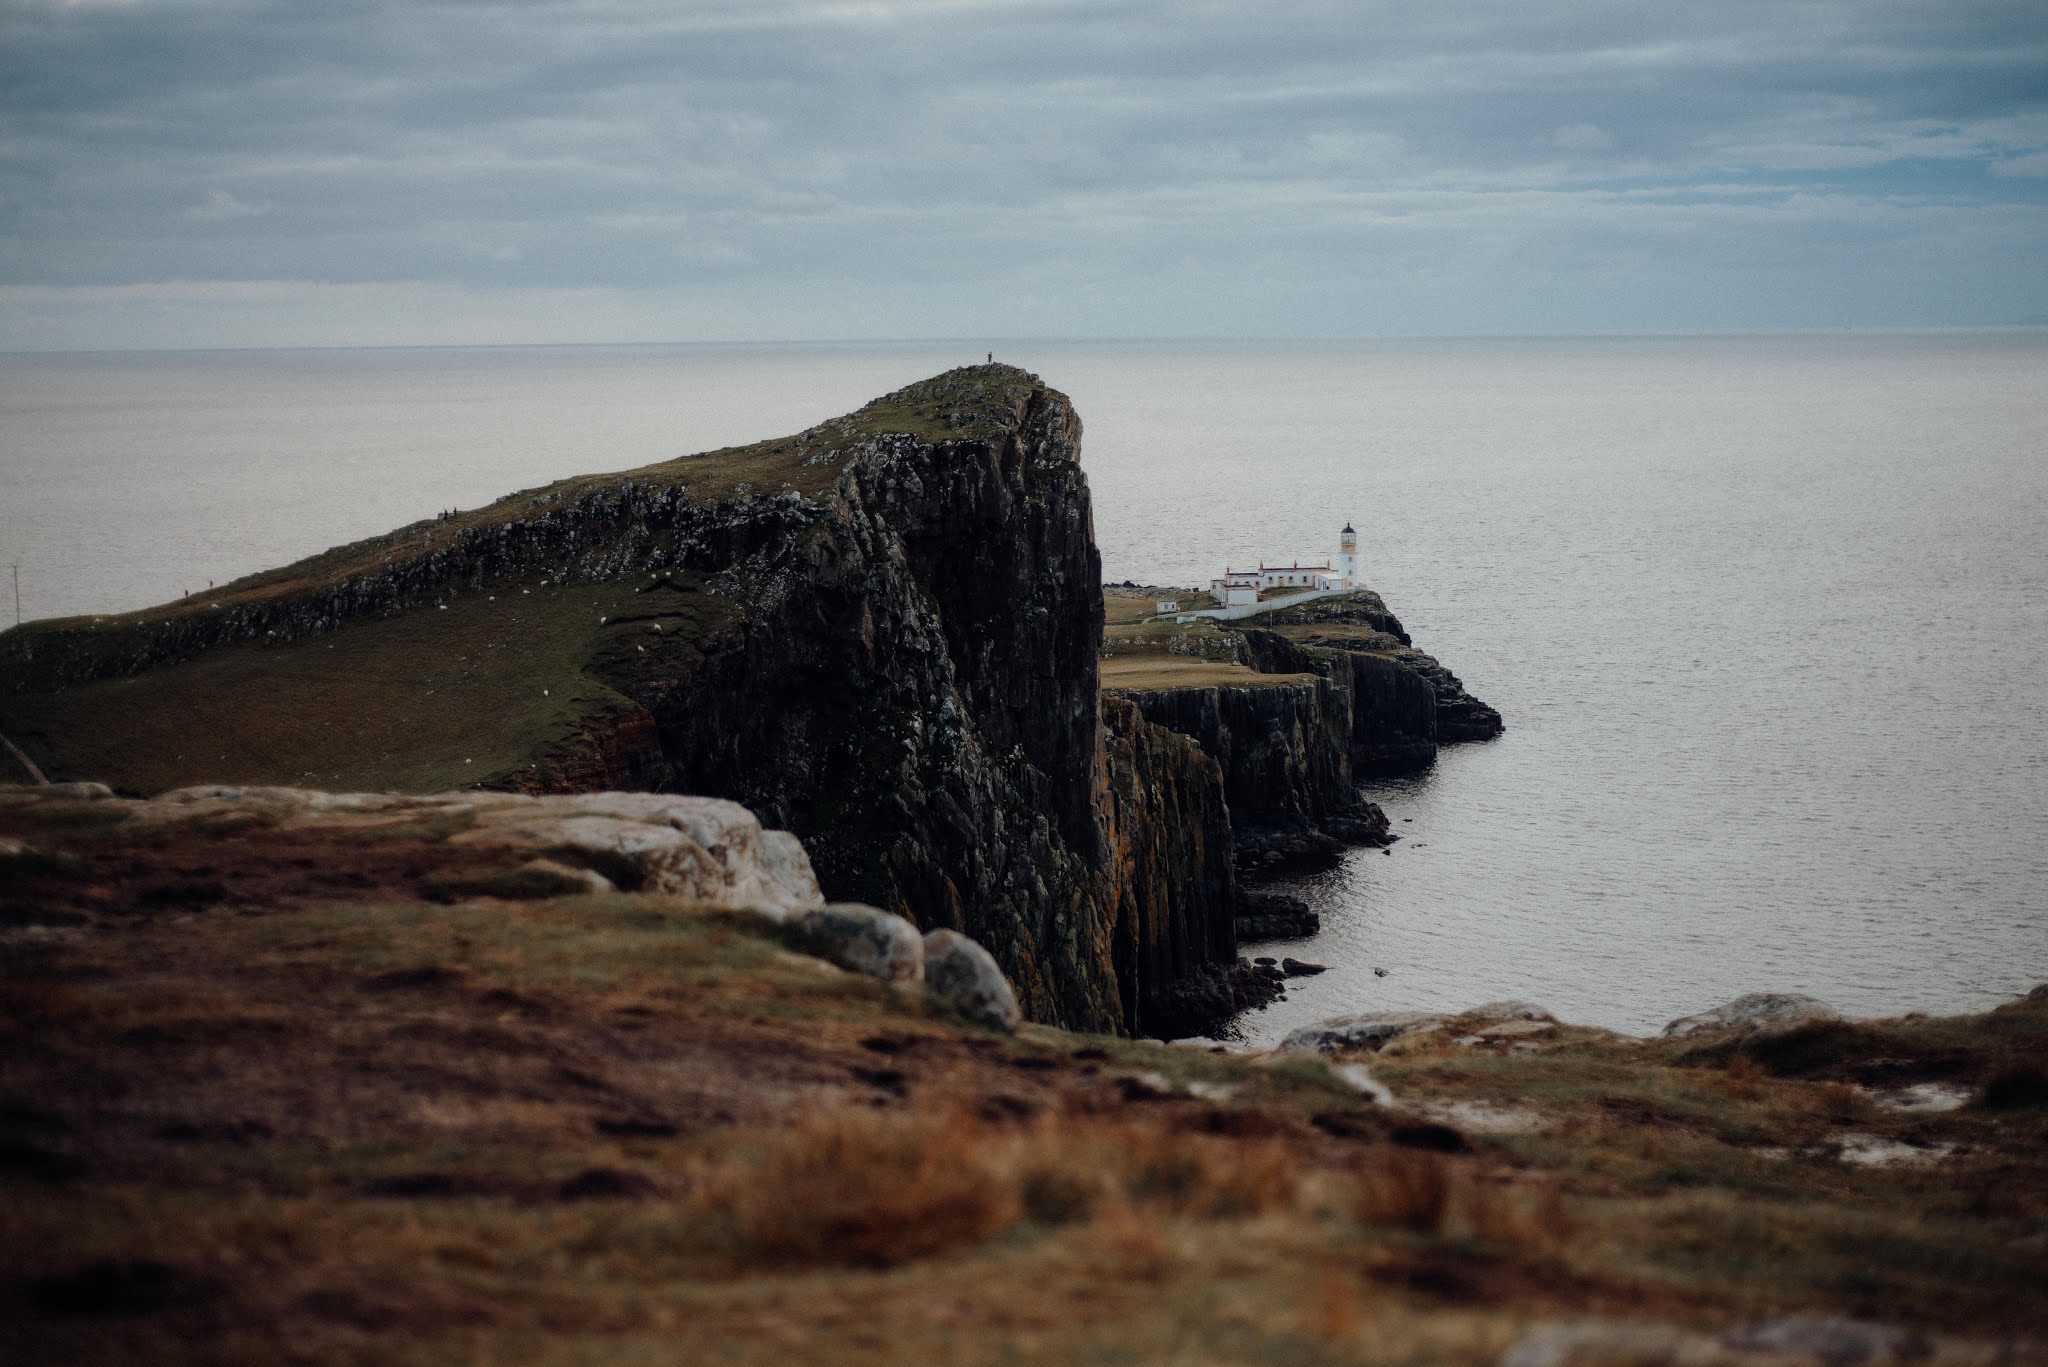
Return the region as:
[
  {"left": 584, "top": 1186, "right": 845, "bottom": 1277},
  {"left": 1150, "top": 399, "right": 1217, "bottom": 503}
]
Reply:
[{"left": 3, "top": 0, "right": 2045, "bottom": 349}]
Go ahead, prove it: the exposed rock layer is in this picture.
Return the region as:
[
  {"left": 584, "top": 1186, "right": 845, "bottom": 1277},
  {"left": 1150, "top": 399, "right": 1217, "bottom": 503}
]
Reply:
[{"left": 1103, "top": 595, "right": 1499, "bottom": 888}]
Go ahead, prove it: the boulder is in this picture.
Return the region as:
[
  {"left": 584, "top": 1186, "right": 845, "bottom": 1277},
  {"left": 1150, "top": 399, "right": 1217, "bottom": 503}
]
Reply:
[
  {"left": 1279, "top": 1010, "right": 1450, "bottom": 1055},
  {"left": 1235, "top": 892, "right": 1319, "bottom": 940},
  {"left": 1454, "top": 1000, "right": 1556, "bottom": 1028},
  {"left": 1661, "top": 993, "right": 1839, "bottom": 1041},
  {"left": 793, "top": 904, "right": 924, "bottom": 984},
  {"left": 1474, "top": 1020, "right": 1552, "bottom": 1040},
  {"left": 921, "top": 929, "right": 1021, "bottom": 1032}
]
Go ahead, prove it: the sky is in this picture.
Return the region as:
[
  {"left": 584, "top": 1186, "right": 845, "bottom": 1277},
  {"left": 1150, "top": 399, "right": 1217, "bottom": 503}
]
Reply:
[{"left": 2, "top": 0, "right": 2045, "bottom": 349}]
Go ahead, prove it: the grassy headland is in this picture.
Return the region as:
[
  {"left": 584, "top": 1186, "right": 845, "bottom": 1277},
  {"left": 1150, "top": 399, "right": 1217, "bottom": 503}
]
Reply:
[{"left": 0, "top": 367, "right": 1050, "bottom": 795}]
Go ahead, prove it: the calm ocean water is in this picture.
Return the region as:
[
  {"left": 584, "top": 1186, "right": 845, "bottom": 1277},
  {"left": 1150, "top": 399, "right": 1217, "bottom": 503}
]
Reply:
[{"left": 2, "top": 334, "right": 2043, "bottom": 1036}]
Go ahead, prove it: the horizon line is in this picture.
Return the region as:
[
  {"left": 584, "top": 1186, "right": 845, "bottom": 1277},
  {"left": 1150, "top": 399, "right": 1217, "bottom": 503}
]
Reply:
[{"left": 6, "top": 322, "right": 2047, "bottom": 359}]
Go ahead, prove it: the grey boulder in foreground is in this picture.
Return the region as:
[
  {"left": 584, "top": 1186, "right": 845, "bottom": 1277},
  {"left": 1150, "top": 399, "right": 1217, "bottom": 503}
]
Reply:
[
  {"left": 793, "top": 904, "right": 925, "bottom": 984},
  {"left": 922, "top": 928, "right": 1023, "bottom": 1032},
  {"left": 1662, "top": 992, "right": 1841, "bottom": 1040}
]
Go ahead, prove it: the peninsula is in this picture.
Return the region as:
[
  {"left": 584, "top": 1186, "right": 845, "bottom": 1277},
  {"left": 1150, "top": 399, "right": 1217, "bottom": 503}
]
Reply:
[{"left": 0, "top": 365, "right": 1495, "bottom": 1038}]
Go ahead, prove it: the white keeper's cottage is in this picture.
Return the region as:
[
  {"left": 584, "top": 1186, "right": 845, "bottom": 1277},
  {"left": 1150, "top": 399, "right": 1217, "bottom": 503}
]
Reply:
[{"left": 1210, "top": 523, "right": 1360, "bottom": 607}]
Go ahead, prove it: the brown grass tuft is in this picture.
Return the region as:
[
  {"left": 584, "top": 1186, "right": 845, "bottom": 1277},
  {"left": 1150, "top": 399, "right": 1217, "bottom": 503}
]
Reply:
[
  {"left": 1305, "top": 1261, "right": 1366, "bottom": 1338},
  {"left": 709, "top": 1106, "right": 1019, "bottom": 1269},
  {"left": 1118, "top": 1128, "right": 1300, "bottom": 1218},
  {"left": 1090, "top": 1198, "right": 1172, "bottom": 1279},
  {"left": 1351, "top": 1149, "right": 1574, "bottom": 1255},
  {"left": 1353, "top": 1148, "right": 1450, "bottom": 1231},
  {"left": 1716, "top": 1052, "right": 1766, "bottom": 1101},
  {"left": 690, "top": 1105, "right": 1308, "bottom": 1271},
  {"left": 1456, "top": 1172, "right": 1575, "bottom": 1255}
]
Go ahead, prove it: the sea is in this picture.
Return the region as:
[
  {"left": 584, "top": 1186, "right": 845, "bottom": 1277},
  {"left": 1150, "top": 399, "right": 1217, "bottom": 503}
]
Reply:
[{"left": 2, "top": 333, "right": 2043, "bottom": 1039}]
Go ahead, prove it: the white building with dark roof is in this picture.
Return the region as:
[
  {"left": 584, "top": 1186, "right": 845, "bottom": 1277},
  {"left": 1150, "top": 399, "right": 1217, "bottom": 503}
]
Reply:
[{"left": 1210, "top": 524, "right": 1360, "bottom": 606}]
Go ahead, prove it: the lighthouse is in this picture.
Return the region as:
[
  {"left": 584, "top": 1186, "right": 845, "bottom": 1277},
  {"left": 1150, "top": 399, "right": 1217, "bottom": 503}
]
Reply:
[{"left": 1336, "top": 522, "right": 1359, "bottom": 587}]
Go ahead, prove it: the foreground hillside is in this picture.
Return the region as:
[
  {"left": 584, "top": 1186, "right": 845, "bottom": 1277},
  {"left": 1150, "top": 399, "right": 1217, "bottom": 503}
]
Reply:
[{"left": 4, "top": 783, "right": 2043, "bottom": 1364}]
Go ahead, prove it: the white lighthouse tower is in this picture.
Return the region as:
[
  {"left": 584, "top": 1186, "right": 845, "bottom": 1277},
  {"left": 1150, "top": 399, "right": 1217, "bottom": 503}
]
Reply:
[{"left": 1335, "top": 522, "right": 1359, "bottom": 587}]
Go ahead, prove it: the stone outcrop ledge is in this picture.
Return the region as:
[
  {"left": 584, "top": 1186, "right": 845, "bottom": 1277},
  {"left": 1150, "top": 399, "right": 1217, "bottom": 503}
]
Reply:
[{"left": 0, "top": 781, "right": 1030, "bottom": 1030}]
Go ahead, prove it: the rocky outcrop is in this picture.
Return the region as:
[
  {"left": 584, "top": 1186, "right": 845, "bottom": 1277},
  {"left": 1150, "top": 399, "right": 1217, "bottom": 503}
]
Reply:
[
  {"left": 1238, "top": 623, "right": 1500, "bottom": 769},
  {"left": 1501, "top": 1315, "right": 2002, "bottom": 1367},
  {"left": 1249, "top": 591, "right": 1504, "bottom": 746},
  {"left": 1100, "top": 592, "right": 1496, "bottom": 896},
  {"left": 1290, "top": 642, "right": 1440, "bottom": 774},
  {"left": 1147, "top": 959, "right": 1288, "bottom": 1035},
  {"left": 1280, "top": 1011, "right": 1454, "bottom": 1055},
  {"left": 1110, "top": 675, "right": 1390, "bottom": 880},
  {"left": 575, "top": 371, "right": 1124, "bottom": 1030},
  {"left": 1096, "top": 695, "right": 1241, "bottom": 1035},
  {"left": 1662, "top": 993, "right": 1842, "bottom": 1040},
  {"left": 1236, "top": 891, "right": 1318, "bottom": 940}
]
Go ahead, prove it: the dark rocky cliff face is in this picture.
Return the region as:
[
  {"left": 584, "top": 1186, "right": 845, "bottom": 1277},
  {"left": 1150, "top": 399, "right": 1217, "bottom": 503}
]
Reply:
[
  {"left": 1114, "top": 680, "right": 1343, "bottom": 836},
  {"left": 1109, "top": 675, "right": 1392, "bottom": 880},
  {"left": 1097, "top": 695, "right": 1241, "bottom": 1035},
  {"left": 1250, "top": 594, "right": 1504, "bottom": 746},
  {"left": 1101, "top": 596, "right": 1499, "bottom": 887},
  {"left": 587, "top": 375, "right": 1125, "bottom": 1030},
  {"left": 1236, "top": 629, "right": 1438, "bottom": 775}
]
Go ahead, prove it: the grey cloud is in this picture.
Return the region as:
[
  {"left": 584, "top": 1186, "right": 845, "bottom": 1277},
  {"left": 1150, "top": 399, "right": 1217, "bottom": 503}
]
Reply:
[{"left": 0, "top": 0, "right": 2043, "bottom": 340}]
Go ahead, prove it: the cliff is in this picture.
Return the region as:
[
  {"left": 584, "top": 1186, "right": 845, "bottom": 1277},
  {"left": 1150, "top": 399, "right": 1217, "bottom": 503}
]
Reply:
[
  {"left": 1246, "top": 591, "right": 1504, "bottom": 747},
  {"left": 1096, "top": 695, "right": 1243, "bottom": 1034},
  {"left": 1098, "top": 588, "right": 1499, "bottom": 884},
  {"left": 1111, "top": 674, "right": 1390, "bottom": 879},
  {"left": 1233, "top": 628, "right": 1437, "bottom": 779},
  {"left": 0, "top": 367, "right": 1215, "bottom": 1035}
]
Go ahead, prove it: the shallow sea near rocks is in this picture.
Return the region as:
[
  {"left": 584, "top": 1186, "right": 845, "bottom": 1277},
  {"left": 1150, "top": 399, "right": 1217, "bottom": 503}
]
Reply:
[{"left": 3, "top": 332, "right": 2043, "bottom": 1038}]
